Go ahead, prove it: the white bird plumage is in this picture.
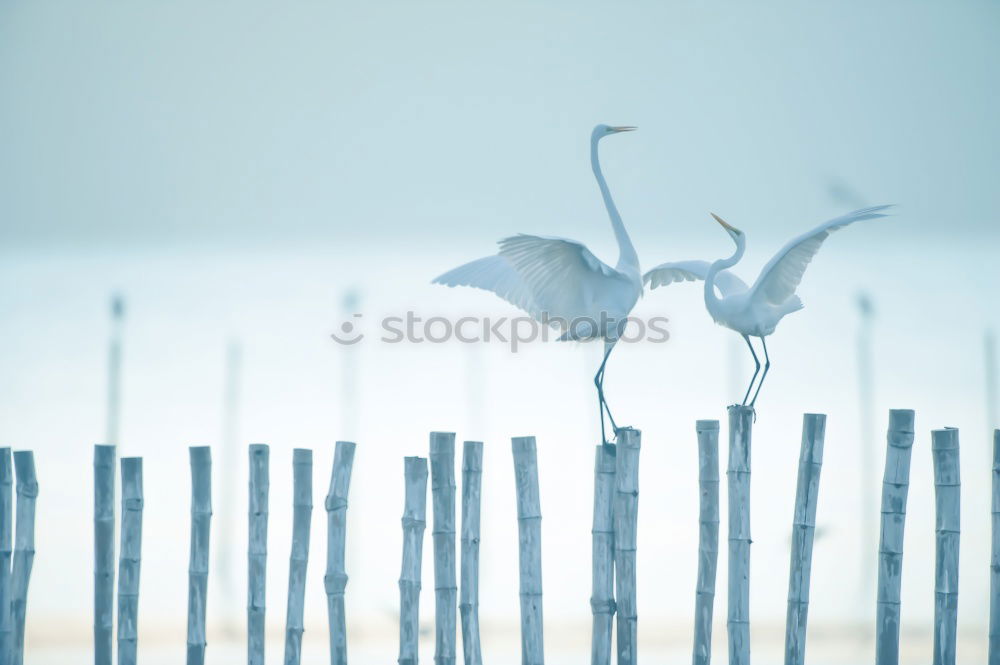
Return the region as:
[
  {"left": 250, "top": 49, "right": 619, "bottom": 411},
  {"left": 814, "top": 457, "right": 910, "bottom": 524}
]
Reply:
[
  {"left": 433, "top": 124, "right": 642, "bottom": 444},
  {"left": 644, "top": 204, "right": 892, "bottom": 406}
]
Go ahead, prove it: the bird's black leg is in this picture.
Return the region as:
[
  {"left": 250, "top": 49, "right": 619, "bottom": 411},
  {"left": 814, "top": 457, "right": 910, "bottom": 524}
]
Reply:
[
  {"left": 594, "top": 369, "right": 608, "bottom": 446},
  {"left": 749, "top": 336, "right": 771, "bottom": 407},
  {"left": 596, "top": 343, "right": 619, "bottom": 434},
  {"left": 741, "top": 334, "right": 761, "bottom": 406}
]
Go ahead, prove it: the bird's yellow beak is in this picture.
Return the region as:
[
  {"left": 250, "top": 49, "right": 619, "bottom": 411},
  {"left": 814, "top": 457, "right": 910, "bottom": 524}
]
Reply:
[
  {"left": 609, "top": 126, "right": 637, "bottom": 133},
  {"left": 711, "top": 213, "right": 740, "bottom": 233}
]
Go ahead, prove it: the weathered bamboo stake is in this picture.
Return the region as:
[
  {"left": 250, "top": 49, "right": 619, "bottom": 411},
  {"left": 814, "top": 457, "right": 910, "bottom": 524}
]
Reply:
[
  {"left": 116, "top": 457, "right": 142, "bottom": 665},
  {"left": 460, "top": 441, "right": 484, "bottom": 665},
  {"left": 399, "top": 457, "right": 429, "bottom": 665},
  {"left": 325, "top": 441, "right": 356, "bottom": 665},
  {"left": 93, "top": 445, "right": 116, "bottom": 665},
  {"left": 875, "top": 409, "right": 915, "bottom": 665},
  {"left": 784, "top": 414, "right": 827, "bottom": 665},
  {"left": 431, "top": 433, "right": 458, "bottom": 665},
  {"left": 284, "top": 449, "right": 313, "bottom": 665},
  {"left": 248, "top": 444, "right": 269, "bottom": 665},
  {"left": 590, "top": 444, "right": 616, "bottom": 665},
  {"left": 932, "top": 427, "right": 960, "bottom": 665},
  {"left": 727, "top": 405, "right": 753, "bottom": 665},
  {"left": 187, "top": 446, "right": 212, "bottom": 665},
  {"left": 512, "top": 436, "right": 544, "bottom": 665},
  {"left": 0, "top": 448, "right": 13, "bottom": 665},
  {"left": 693, "top": 421, "right": 720, "bottom": 665},
  {"left": 10, "top": 452, "right": 38, "bottom": 665},
  {"left": 990, "top": 429, "right": 1000, "bottom": 665},
  {"left": 614, "top": 429, "right": 641, "bottom": 665}
]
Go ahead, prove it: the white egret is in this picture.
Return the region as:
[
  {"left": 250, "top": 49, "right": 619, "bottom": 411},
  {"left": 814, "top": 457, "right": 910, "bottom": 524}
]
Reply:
[
  {"left": 644, "top": 205, "right": 891, "bottom": 407},
  {"left": 433, "top": 124, "right": 642, "bottom": 445}
]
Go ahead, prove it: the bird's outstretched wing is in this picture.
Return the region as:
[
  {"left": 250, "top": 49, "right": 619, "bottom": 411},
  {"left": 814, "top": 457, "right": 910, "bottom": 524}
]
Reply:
[
  {"left": 643, "top": 260, "right": 749, "bottom": 298},
  {"left": 497, "top": 234, "right": 631, "bottom": 320},
  {"left": 749, "top": 205, "right": 892, "bottom": 306},
  {"left": 432, "top": 255, "right": 537, "bottom": 315}
]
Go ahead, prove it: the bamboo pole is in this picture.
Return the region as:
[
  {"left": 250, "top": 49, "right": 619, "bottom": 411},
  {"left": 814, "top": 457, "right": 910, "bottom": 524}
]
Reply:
[
  {"left": 590, "top": 444, "right": 616, "bottom": 665},
  {"left": 875, "top": 409, "right": 915, "bottom": 665},
  {"left": 325, "top": 440, "right": 356, "bottom": 665},
  {"left": 460, "top": 441, "right": 484, "bottom": 665},
  {"left": 990, "top": 429, "right": 1000, "bottom": 665},
  {"left": 932, "top": 427, "right": 960, "bottom": 665},
  {"left": 693, "top": 421, "right": 720, "bottom": 665},
  {"left": 284, "top": 449, "right": 313, "bottom": 665},
  {"left": 94, "top": 445, "right": 116, "bottom": 665},
  {"left": 784, "top": 414, "right": 827, "bottom": 665},
  {"left": 727, "top": 405, "right": 753, "bottom": 665},
  {"left": 614, "top": 429, "right": 641, "bottom": 665},
  {"left": 0, "top": 448, "right": 13, "bottom": 665},
  {"left": 512, "top": 436, "right": 543, "bottom": 665},
  {"left": 10, "top": 452, "right": 38, "bottom": 665},
  {"left": 399, "top": 456, "right": 429, "bottom": 665},
  {"left": 117, "top": 457, "right": 142, "bottom": 665},
  {"left": 431, "top": 433, "right": 458, "bottom": 665},
  {"left": 187, "top": 446, "right": 212, "bottom": 665},
  {"left": 248, "top": 444, "right": 269, "bottom": 665}
]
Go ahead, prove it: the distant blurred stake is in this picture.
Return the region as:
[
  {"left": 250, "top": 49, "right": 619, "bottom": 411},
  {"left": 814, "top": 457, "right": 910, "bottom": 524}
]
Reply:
[
  {"left": 284, "top": 449, "right": 313, "bottom": 665},
  {"left": 248, "top": 445, "right": 269, "bottom": 665},
  {"left": 0, "top": 449, "right": 13, "bottom": 664},
  {"left": 398, "top": 457, "right": 428, "bottom": 665},
  {"left": 325, "top": 441, "right": 356, "bottom": 665},
  {"left": 990, "top": 430, "right": 1000, "bottom": 665},
  {"left": 932, "top": 428, "right": 960, "bottom": 665},
  {"left": 116, "top": 457, "right": 141, "bottom": 665},
  {"left": 460, "top": 441, "right": 484, "bottom": 665},
  {"left": 784, "top": 414, "right": 826, "bottom": 665},
  {"left": 614, "top": 429, "right": 640, "bottom": 665},
  {"left": 431, "top": 433, "right": 458, "bottom": 665},
  {"left": 693, "top": 422, "right": 720, "bottom": 665},
  {"left": 590, "top": 444, "right": 616, "bottom": 665},
  {"left": 512, "top": 436, "right": 544, "bottom": 665},
  {"left": 187, "top": 447, "right": 212, "bottom": 665},
  {"left": 875, "top": 409, "right": 915, "bottom": 665},
  {"left": 727, "top": 406, "right": 753, "bottom": 665}
]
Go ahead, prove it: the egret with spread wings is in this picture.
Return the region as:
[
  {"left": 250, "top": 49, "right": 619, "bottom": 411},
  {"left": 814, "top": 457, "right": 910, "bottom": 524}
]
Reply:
[
  {"left": 644, "top": 205, "right": 891, "bottom": 407},
  {"left": 433, "top": 125, "right": 642, "bottom": 445}
]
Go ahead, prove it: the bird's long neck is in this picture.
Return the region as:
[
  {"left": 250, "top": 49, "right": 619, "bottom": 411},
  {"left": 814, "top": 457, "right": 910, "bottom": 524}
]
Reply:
[
  {"left": 705, "top": 234, "right": 745, "bottom": 312},
  {"left": 592, "top": 135, "right": 638, "bottom": 272}
]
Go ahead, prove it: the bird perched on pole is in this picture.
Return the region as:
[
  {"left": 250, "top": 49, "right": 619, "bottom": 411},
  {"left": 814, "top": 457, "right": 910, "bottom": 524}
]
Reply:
[
  {"left": 433, "top": 124, "right": 642, "bottom": 445},
  {"left": 643, "top": 205, "right": 892, "bottom": 407}
]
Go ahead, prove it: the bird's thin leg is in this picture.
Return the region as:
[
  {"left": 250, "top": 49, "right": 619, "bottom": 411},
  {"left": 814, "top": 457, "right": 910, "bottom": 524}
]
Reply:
[
  {"left": 597, "top": 343, "right": 619, "bottom": 434},
  {"left": 741, "top": 334, "right": 761, "bottom": 406},
  {"left": 749, "top": 336, "right": 771, "bottom": 407},
  {"left": 594, "top": 370, "right": 608, "bottom": 446}
]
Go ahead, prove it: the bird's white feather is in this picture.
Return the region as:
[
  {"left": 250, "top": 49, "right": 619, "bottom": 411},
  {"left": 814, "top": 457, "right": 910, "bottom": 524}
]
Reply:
[
  {"left": 643, "top": 260, "right": 749, "bottom": 297},
  {"left": 432, "top": 255, "right": 538, "bottom": 316}
]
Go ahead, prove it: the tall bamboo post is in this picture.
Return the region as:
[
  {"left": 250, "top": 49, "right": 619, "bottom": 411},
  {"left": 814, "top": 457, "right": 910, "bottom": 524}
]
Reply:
[
  {"left": 614, "top": 429, "right": 641, "bottom": 665},
  {"left": 399, "top": 457, "right": 429, "bottom": 665},
  {"left": 693, "top": 421, "right": 720, "bottom": 665},
  {"left": 784, "top": 414, "right": 827, "bottom": 665},
  {"left": 990, "top": 429, "right": 1000, "bottom": 665},
  {"left": 325, "top": 440, "right": 356, "bottom": 665},
  {"left": 932, "top": 427, "right": 960, "bottom": 665},
  {"left": 0, "top": 448, "right": 13, "bottom": 664},
  {"left": 94, "top": 445, "right": 115, "bottom": 665},
  {"left": 284, "top": 449, "right": 313, "bottom": 665},
  {"left": 875, "top": 409, "right": 915, "bottom": 665},
  {"left": 10, "top": 452, "right": 38, "bottom": 665},
  {"left": 590, "top": 444, "right": 616, "bottom": 665},
  {"left": 460, "top": 441, "right": 484, "bottom": 665},
  {"left": 430, "top": 433, "right": 458, "bottom": 665},
  {"left": 727, "top": 406, "right": 753, "bottom": 665},
  {"left": 187, "top": 446, "right": 212, "bottom": 665},
  {"left": 512, "top": 436, "right": 543, "bottom": 665},
  {"left": 248, "top": 444, "right": 269, "bottom": 665},
  {"left": 116, "top": 457, "right": 142, "bottom": 665}
]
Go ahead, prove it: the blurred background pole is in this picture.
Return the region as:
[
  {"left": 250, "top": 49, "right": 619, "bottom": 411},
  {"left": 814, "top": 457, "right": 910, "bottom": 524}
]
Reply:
[
  {"left": 856, "top": 292, "right": 877, "bottom": 627},
  {"left": 216, "top": 340, "right": 242, "bottom": 637},
  {"left": 105, "top": 294, "right": 125, "bottom": 448},
  {"left": 987, "top": 330, "right": 998, "bottom": 436},
  {"left": 340, "top": 289, "right": 361, "bottom": 442}
]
